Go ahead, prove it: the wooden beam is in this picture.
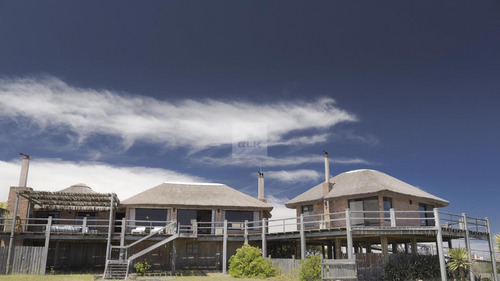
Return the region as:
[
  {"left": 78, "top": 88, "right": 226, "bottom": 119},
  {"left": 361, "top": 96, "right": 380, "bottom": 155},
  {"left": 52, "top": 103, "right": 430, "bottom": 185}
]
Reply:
[{"left": 434, "top": 208, "right": 448, "bottom": 281}]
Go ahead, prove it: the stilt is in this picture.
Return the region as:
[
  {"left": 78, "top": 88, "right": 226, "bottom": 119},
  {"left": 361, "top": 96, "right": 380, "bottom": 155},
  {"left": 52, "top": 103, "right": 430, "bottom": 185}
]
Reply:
[
  {"left": 434, "top": 208, "right": 448, "bottom": 281},
  {"left": 410, "top": 237, "right": 417, "bottom": 254},
  {"left": 334, "top": 238, "right": 341, "bottom": 259},
  {"left": 381, "top": 236, "right": 388, "bottom": 262}
]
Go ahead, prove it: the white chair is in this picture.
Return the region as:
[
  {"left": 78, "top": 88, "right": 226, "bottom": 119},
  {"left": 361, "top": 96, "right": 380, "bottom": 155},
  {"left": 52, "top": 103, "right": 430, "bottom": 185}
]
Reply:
[
  {"left": 131, "top": 226, "right": 146, "bottom": 234},
  {"left": 151, "top": 226, "right": 164, "bottom": 234}
]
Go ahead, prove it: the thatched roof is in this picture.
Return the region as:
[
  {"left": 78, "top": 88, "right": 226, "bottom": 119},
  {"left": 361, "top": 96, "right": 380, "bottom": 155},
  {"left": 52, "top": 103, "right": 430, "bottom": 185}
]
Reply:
[
  {"left": 59, "top": 183, "right": 97, "bottom": 194},
  {"left": 19, "top": 188, "right": 119, "bottom": 211},
  {"left": 121, "top": 182, "right": 273, "bottom": 212},
  {"left": 285, "top": 169, "right": 449, "bottom": 208}
]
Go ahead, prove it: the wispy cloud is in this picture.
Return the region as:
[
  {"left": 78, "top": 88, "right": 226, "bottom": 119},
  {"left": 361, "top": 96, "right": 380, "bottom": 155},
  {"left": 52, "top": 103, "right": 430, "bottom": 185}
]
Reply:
[
  {"left": 0, "top": 158, "right": 205, "bottom": 201},
  {"left": 0, "top": 76, "right": 357, "bottom": 152},
  {"left": 266, "top": 169, "right": 322, "bottom": 183},
  {"left": 266, "top": 195, "right": 298, "bottom": 232},
  {"left": 197, "top": 154, "right": 372, "bottom": 167}
]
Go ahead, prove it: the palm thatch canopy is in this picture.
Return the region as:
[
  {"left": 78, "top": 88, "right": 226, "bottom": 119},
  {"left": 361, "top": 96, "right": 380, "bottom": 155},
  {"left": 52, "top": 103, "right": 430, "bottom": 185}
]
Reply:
[
  {"left": 19, "top": 187, "right": 119, "bottom": 211},
  {"left": 286, "top": 169, "right": 449, "bottom": 208}
]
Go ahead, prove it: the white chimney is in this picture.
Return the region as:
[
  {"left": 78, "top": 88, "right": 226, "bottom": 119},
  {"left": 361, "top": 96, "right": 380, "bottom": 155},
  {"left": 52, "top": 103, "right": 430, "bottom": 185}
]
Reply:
[
  {"left": 258, "top": 172, "right": 266, "bottom": 202},
  {"left": 324, "top": 151, "right": 330, "bottom": 182},
  {"left": 18, "top": 153, "right": 30, "bottom": 187}
]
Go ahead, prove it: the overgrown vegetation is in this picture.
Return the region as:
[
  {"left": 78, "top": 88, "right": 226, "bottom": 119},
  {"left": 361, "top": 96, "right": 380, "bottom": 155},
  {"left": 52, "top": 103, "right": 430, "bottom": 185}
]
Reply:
[
  {"left": 298, "top": 255, "right": 321, "bottom": 281},
  {"left": 133, "top": 260, "right": 151, "bottom": 276},
  {"left": 228, "top": 244, "right": 279, "bottom": 278},
  {"left": 383, "top": 254, "right": 440, "bottom": 281}
]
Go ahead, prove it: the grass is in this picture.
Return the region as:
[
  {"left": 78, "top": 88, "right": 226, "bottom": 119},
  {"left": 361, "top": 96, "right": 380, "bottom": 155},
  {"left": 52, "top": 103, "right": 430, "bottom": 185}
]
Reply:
[{"left": 0, "top": 273, "right": 297, "bottom": 281}]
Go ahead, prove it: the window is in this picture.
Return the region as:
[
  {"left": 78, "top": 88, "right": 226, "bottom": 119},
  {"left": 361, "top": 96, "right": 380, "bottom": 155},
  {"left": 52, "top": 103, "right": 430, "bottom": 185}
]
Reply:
[
  {"left": 349, "top": 197, "right": 379, "bottom": 226},
  {"left": 383, "top": 197, "right": 392, "bottom": 224},
  {"left": 225, "top": 211, "right": 254, "bottom": 228},
  {"left": 186, "top": 243, "right": 198, "bottom": 255},
  {"left": 135, "top": 209, "right": 169, "bottom": 226},
  {"left": 34, "top": 211, "right": 60, "bottom": 225},
  {"left": 76, "top": 212, "right": 96, "bottom": 225},
  {"left": 419, "top": 203, "right": 435, "bottom": 226},
  {"left": 301, "top": 205, "right": 314, "bottom": 216}
]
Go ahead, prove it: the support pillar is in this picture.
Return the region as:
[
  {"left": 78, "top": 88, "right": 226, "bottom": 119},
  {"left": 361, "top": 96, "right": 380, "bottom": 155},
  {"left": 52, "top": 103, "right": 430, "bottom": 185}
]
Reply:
[
  {"left": 244, "top": 220, "right": 248, "bottom": 244},
  {"left": 486, "top": 217, "right": 499, "bottom": 281},
  {"left": 334, "top": 238, "right": 341, "bottom": 259},
  {"left": 327, "top": 241, "right": 333, "bottom": 259},
  {"left": 300, "top": 214, "right": 306, "bottom": 260},
  {"left": 462, "top": 213, "right": 475, "bottom": 281},
  {"left": 223, "top": 220, "right": 228, "bottom": 274},
  {"left": 6, "top": 191, "right": 20, "bottom": 274},
  {"left": 105, "top": 195, "right": 114, "bottom": 262},
  {"left": 434, "top": 208, "right": 448, "bottom": 281},
  {"left": 171, "top": 240, "right": 176, "bottom": 275},
  {"left": 119, "top": 218, "right": 126, "bottom": 260},
  {"left": 381, "top": 236, "right": 388, "bottom": 262},
  {"left": 392, "top": 242, "right": 398, "bottom": 254},
  {"left": 366, "top": 241, "right": 372, "bottom": 253},
  {"left": 410, "top": 237, "right": 417, "bottom": 254},
  {"left": 345, "top": 208, "right": 353, "bottom": 260},
  {"left": 41, "top": 216, "right": 52, "bottom": 275},
  {"left": 262, "top": 218, "right": 267, "bottom": 258}
]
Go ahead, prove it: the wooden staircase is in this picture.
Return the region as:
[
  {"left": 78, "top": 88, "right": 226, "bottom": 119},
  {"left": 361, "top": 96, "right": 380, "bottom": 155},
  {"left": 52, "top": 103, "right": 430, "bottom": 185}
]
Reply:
[
  {"left": 102, "top": 222, "right": 184, "bottom": 280},
  {"left": 102, "top": 260, "right": 130, "bottom": 280}
]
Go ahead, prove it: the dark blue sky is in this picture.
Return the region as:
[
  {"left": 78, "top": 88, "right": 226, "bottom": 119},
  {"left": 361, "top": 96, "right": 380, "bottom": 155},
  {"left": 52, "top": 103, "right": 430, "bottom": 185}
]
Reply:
[{"left": 1, "top": 1, "right": 500, "bottom": 234}]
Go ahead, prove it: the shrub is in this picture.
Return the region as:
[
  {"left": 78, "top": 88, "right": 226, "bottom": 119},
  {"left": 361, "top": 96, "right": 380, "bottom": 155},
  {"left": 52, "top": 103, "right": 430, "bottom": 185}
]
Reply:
[
  {"left": 383, "top": 254, "right": 440, "bottom": 281},
  {"left": 298, "top": 255, "right": 321, "bottom": 281},
  {"left": 134, "top": 260, "right": 151, "bottom": 276},
  {"left": 228, "top": 244, "right": 279, "bottom": 278}
]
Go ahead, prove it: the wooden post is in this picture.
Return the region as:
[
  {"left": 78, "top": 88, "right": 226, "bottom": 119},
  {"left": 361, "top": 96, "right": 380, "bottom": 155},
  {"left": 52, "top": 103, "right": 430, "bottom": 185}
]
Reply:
[
  {"left": 334, "top": 238, "right": 341, "bottom": 259},
  {"left": 366, "top": 241, "right": 372, "bottom": 253},
  {"left": 410, "top": 237, "right": 417, "bottom": 254},
  {"left": 222, "top": 220, "right": 228, "bottom": 274},
  {"left": 120, "top": 218, "right": 126, "bottom": 260},
  {"left": 262, "top": 218, "right": 267, "bottom": 258},
  {"left": 300, "top": 214, "right": 306, "bottom": 260},
  {"left": 327, "top": 241, "right": 333, "bottom": 259},
  {"left": 41, "top": 216, "right": 52, "bottom": 275},
  {"left": 434, "top": 208, "right": 448, "bottom": 281},
  {"left": 392, "top": 242, "right": 398, "bottom": 254},
  {"left": 381, "top": 236, "right": 388, "bottom": 262},
  {"left": 82, "top": 217, "right": 87, "bottom": 234},
  {"left": 345, "top": 208, "right": 353, "bottom": 260},
  {"left": 486, "top": 217, "right": 499, "bottom": 281},
  {"left": 105, "top": 195, "right": 114, "bottom": 262},
  {"left": 171, "top": 240, "right": 176, "bottom": 275},
  {"left": 6, "top": 191, "right": 20, "bottom": 274},
  {"left": 390, "top": 208, "right": 396, "bottom": 227},
  {"left": 244, "top": 220, "right": 248, "bottom": 244},
  {"left": 461, "top": 213, "right": 475, "bottom": 281}
]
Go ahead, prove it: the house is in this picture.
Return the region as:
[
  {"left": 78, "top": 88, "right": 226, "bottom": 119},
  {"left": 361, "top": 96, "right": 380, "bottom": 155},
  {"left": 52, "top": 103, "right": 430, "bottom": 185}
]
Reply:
[
  {"left": 119, "top": 182, "right": 272, "bottom": 271},
  {"left": 286, "top": 153, "right": 449, "bottom": 228}
]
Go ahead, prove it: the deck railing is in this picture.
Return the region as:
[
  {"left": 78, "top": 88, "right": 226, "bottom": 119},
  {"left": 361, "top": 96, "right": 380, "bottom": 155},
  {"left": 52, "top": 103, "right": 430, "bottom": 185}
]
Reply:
[{"left": 0, "top": 209, "right": 490, "bottom": 237}]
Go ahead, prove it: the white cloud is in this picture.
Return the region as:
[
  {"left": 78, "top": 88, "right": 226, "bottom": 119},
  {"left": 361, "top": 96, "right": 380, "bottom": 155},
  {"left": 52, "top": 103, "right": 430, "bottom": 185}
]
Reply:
[
  {"left": 0, "top": 158, "right": 205, "bottom": 202},
  {"left": 197, "top": 154, "right": 371, "bottom": 167},
  {"left": 267, "top": 195, "right": 298, "bottom": 232},
  {"left": 0, "top": 76, "right": 357, "bottom": 151},
  {"left": 267, "top": 169, "right": 322, "bottom": 183}
]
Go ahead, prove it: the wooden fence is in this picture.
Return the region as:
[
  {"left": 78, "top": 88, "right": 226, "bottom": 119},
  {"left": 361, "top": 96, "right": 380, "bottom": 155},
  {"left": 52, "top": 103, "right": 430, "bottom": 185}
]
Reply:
[
  {"left": 0, "top": 246, "right": 45, "bottom": 274},
  {"left": 270, "top": 258, "right": 300, "bottom": 276},
  {"left": 321, "top": 259, "right": 357, "bottom": 281}
]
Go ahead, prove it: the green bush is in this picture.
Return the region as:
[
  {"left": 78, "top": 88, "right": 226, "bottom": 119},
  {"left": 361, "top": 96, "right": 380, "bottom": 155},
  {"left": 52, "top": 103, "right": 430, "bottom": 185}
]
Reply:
[
  {"left": 298, "top": 255, "right": 321, "bottom": 281},
  {"left": 383, "top": 254, "right": 440, "bottom": 281},
  {"left": 228, "top": 244, "right": 279, "bottom": 278},
  {"left": 133, "top": 260, "right": 151, "bottom": 276}
]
